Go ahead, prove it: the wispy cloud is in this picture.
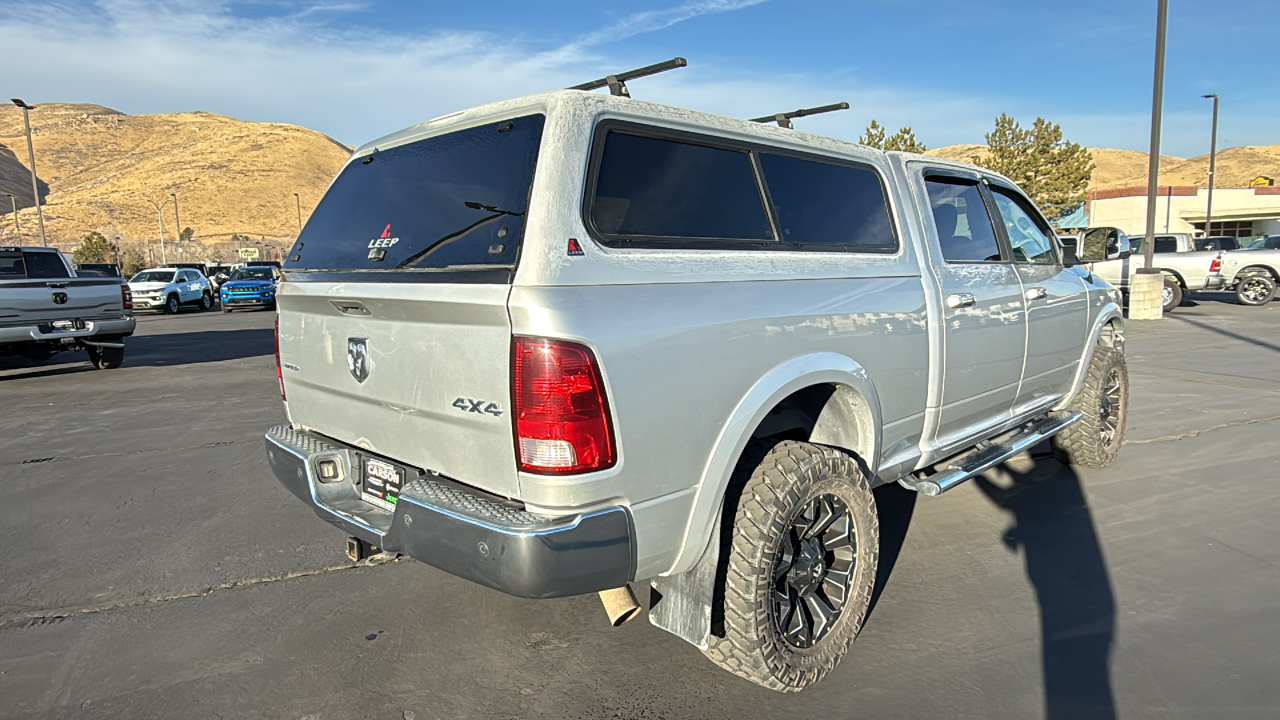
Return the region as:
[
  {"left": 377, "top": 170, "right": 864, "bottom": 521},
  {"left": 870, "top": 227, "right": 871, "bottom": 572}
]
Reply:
[
  {"left": 2, "top": 0, "right": 1249, "bottom": 155},
  {"left": 574, "top": 0, "right": 768, "bottom": 47}
]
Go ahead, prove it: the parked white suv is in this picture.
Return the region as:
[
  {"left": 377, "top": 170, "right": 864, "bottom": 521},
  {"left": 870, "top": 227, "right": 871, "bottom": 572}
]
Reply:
[{"left": 127, "top": 267, "right": 213, "bottom": 314}]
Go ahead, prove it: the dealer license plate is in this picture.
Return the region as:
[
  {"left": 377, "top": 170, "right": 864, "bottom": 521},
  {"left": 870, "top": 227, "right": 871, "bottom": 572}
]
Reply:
[{"left": 361, "top": 457, "right": 405, "bottom": 511}]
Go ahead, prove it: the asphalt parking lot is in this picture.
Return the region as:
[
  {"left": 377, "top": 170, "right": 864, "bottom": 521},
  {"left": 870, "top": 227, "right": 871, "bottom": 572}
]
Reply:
[{"left": 1, "top": 295, "right": 1278, "bottom": 720}]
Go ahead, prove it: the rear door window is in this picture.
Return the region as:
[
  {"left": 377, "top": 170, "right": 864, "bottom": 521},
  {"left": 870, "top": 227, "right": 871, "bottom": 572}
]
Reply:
[
  {"left": 22, "top": 252, "right": 71, "bottom": 279},
  {"left": 924, "top": 178, "right": 1003, "bottom": 262},
  {"left": 287, "top": 114, "right": 546, "bottom": 273},
  {"left": 1153, "top": 237, "right": 1178, "bottom": 253},
  {"left": 757, "top": 153, "right": 895, "bottom": 250},
  {"left": 589, "top": 131, "right": 772, "bottom": 242}
]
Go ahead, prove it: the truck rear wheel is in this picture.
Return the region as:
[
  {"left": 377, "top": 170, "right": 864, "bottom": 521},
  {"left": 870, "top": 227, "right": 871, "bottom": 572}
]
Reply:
[
  {"left": 704, "top": 440, "right": 878, "bottom": 692},
  {"left": 87, "top": 346, "right": 125, "bottom": 370},
  {"left": 1161, "top": 276, "right": 1183, "bottom": 313},
  {"left": 1236, "top": 271, "right": 1276, "bottom": 306},
  {"left": 1051, "top": 346, "right": 1127, "bottom": 468}
]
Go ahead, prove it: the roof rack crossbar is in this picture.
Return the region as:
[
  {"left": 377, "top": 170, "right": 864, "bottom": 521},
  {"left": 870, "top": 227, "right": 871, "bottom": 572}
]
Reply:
[
  {"left": 750, "top": 102, "right": 850, "bottom": 129},
  {"left": 569, "top": 57, "right": 688, "bottom": 97}
]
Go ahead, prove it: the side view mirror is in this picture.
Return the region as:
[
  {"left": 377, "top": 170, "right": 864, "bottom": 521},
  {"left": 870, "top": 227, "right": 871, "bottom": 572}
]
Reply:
[{"left": 1076, "top": 227, "right": 1128, "bottom": 263}]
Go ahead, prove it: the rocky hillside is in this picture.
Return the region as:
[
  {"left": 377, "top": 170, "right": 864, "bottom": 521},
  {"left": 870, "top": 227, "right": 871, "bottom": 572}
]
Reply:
[
  {"left": 926, "top": 143, "right": 1280, "bottom": 191},
  {"left": 0, "top": 103, "right": 350, "bottom": 248}
]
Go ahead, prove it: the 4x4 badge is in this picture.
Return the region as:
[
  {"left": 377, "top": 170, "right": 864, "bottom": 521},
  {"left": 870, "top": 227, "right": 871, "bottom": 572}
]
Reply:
[{"left": 347, "top": 337, "right": 370, "bottom": 383}]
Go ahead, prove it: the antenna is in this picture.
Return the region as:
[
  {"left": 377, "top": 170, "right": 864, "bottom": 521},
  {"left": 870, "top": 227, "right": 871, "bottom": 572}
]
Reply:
[
  {"left": 750, "top": 102, "right": 850, "bottom": 129},
  {"left": 569, "top": 57, "right": 688, "bottom": 98}
]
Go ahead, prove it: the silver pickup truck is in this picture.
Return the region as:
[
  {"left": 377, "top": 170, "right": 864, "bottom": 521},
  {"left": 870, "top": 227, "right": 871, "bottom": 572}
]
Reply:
[
  {"left": 264, "top": 89, "right": 1128, "bottom": 691},
  {"left": 1219, "top": 236, "right": 1280, "bottom": 305},
  {"left": 0, "top": 246, "right": 135, "bottom": 368},
  {"left": 1065, "top": 229, "right": 1224, "bottom": 312}
]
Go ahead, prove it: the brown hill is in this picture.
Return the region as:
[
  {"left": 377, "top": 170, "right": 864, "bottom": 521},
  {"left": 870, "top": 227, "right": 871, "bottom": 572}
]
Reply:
[
  {"left": 1111, "top": 145, "right": 1280, "bottom": 189},
  {"left": 926, "top": 144, "right": 1188, "bottom": 191},
  {"left": 0, "top": 103, "right": 350, "bottom": 251}
]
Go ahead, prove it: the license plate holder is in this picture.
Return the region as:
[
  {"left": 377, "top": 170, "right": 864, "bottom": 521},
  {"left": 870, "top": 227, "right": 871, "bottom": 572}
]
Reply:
[{"left": 360, "top": 456, "right": 405, "bottom": 511}]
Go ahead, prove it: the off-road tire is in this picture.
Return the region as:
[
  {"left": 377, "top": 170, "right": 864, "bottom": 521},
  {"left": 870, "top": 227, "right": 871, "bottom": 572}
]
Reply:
[
  {"left": 703, "top": 440, "right": 879, "bottom": 692},
  {"left": 1051, "top": 346, "right": 1127, "bottom": 468},
  {"left": 1161, "top": 276, "right": 1183, "bottom": 313},
  {"left": 165, "top": 294, "right": 180, "bottom": 315},
  {"left": 200, "top": 291, "right": 213, "bottom": 311},
  {"left": 1235, "top": 271, "right": 1276, "bottom": 306},
  {"left": 87, "top": 346, "right": 124, "bottom": 370}
]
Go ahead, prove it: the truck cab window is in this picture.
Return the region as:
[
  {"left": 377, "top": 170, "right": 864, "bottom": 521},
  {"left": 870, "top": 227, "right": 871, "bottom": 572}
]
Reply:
[
  {"left": 989, "top": 188, "right": 1058, "bottom": 265},
  {"left": 22, "top": 252, "right": 71, "bottom": 279},
  {"left": 924, "top": 178, "right": 1002, "bottom": 262}
]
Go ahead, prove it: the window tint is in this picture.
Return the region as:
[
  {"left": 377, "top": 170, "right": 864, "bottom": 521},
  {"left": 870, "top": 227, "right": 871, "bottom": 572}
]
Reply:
[
  {"left": 757, "top": 153, "right": 895, "bottom": 249},
  {"left": 22, "top": 252, "right": 70, "bottom": 279},
  {"left": 990, "top": 188, "right": 1057, "bottom": 264},
  {"left": 924, "top": 178, "right": 1002, "bottom": 262},
  {"left": 1153, "top": 237, "right": 1178, "bottom": 254},
  {"left": 591, "top": 131, "right": 772, "bottom": 241},
  {"left": 0, "top": 251, "right": 24, "bottom": 278},
  {"left": 288, "top": 114, "right": 545, "bottom": 272}
]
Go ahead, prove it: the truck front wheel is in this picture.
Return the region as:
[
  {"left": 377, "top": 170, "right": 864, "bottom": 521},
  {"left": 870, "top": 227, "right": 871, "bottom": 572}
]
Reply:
[
  {"left": 1052, "top": 345, "right": 1128, "bottom": 468},
  {"left": 704, "top": 440, "right": 879, "bottom": 692}
]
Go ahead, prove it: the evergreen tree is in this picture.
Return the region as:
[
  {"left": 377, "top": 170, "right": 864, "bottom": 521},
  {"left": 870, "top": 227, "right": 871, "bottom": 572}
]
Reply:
[
  {"left": 974, "top": 114, "right": 1093, "bottom": 221},
  {"left": 860, "top": 120, "right": 928, "bottom": 153},
  {"left": 72, "top": 231, "right": 117, "bottom": 265}
]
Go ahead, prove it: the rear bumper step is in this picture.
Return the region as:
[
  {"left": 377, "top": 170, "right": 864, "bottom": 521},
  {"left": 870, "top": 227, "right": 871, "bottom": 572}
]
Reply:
[
  {"left": 264, "top": 425, "right": 635, "bottom": 598},
  {"left": 901, "top": 412, "right": 1084, "bottom": 496}
]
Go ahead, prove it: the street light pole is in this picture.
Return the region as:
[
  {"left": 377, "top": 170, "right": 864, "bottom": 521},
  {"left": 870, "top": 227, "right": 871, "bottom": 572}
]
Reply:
[
  {"left": 293, "top": 193, "right": 302, "bottom": 235},
  {"left": 146, "top": 197, "right": 170, "bottom": 265},
  {"left": 4, "top": 193, "right": 19, "bottom": 241},
  {"left": 1202, "top": 94, "right": 1219, "bottom": 238},
  {"left": 11, "top": 99, "right": 46, "bottom": 245},
  {"left": 171, "top": 192, "right": 181, "bottom": 247},
  {"left": 1134, "top": 0, "right": 1169, "bottom": 320}
]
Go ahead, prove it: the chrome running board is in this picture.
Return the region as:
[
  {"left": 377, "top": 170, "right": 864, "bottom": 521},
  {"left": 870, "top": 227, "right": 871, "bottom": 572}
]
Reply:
[{"left": 900, "top": 412, "right": 1084, "bottom": 497}]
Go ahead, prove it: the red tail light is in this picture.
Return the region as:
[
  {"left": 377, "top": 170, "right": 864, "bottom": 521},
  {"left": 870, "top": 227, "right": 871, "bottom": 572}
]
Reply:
[
  {"left": 1210, "top": 254, "right": 1222, "bottom": 273},
  {"left": 121, "top": 284, "right": 133, "bottom": 311},
  {"left": 274, "top": 315, "right": 286, "bottom": 401},
  {"left": 512, "top": 337, "right": 615, "bottom": 474}
]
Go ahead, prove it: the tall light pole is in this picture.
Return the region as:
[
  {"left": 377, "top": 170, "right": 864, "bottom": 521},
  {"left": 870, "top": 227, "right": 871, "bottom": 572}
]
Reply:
[
  {"left": 4, "top": 193, "right": 19, "bottom": 241},
  {"left": 11, "top": 99, "right": 46, "bottom": 245},
  {"left": 293, "top": 193, "right": 302, "bottom": 235},
  {"left": 171, "top": 192, "right": 182, "bottom": 247},
  {"left": 1202, "top": 94, "right": 1219, "bottom": 238},
  {"left": 146, "top": 197, "right": 172, "bottom": 265},
  {"left": 1134, "top": 0, "right": 1169, "bottom": 320}
]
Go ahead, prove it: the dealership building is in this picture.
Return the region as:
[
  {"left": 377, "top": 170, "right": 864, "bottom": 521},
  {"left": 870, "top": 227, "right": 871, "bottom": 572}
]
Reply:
[{"left": 1087, "top": 182, "right": 1280, "bottom": 238}]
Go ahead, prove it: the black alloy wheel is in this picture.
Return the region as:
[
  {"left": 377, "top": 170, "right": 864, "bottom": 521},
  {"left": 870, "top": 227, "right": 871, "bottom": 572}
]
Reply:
[
  {"left": 1236, "top": 274, "right": 1276, "bottom": 306},
  {"left": 1099, "top": 367, "right": 1123, "bottom": 448},
  {"left": 770, "top": 494, "right": 857, "bottom": 649}
]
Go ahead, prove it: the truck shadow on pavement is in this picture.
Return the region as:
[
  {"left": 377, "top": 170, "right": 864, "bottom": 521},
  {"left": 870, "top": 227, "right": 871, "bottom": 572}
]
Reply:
[
  {"left": 974, "top": 456, "right": 1117, "bottom": 720},
  {"left": 125, "top": 328, "right": 275, "bottom": 367}
]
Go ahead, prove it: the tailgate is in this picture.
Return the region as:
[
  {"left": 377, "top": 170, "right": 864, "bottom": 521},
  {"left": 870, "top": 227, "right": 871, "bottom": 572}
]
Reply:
[
  {"left": 0, "top": 278, "right": 123, "bottom": 327},
  {"left": 278, "top": 281, "right": 520, "bottom": 499}
]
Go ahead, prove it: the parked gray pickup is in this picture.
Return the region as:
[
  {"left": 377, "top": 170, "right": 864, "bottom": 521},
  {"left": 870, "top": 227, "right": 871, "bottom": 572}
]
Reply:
[
  {"left": 0, "top": 246, "right": 135, "bottom": 368},
  {"left": 264, "top": 89, "right": 1129, "bottom": 691}
]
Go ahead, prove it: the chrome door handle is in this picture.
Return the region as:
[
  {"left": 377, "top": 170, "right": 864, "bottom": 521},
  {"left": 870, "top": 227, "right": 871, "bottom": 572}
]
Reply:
[
  {"left": 946, "top": 293, "right": 976, "bottom": 309},
  {"left": 1025, "top": 287, "right": 1048, "bottom": 301}
]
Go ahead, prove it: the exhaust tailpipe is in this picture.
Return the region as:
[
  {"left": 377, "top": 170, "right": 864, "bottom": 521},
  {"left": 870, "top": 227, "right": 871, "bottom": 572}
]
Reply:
[{"left": 598, "top": 585, "right": 641, "bottom": 627}]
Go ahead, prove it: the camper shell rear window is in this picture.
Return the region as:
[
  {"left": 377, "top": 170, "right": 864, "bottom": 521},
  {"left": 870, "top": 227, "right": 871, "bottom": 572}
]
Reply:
[{"left": 285, "top": 114, "right": 545, "bottom": 280}]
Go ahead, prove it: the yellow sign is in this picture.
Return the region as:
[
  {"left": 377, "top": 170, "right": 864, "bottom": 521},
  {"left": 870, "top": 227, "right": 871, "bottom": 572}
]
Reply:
[
  {"left": 237, "top": 247, "right": 260, "bottom": 259},
  {"left": 1250, "top": 176, "right": 1274, "bottom": 187}
]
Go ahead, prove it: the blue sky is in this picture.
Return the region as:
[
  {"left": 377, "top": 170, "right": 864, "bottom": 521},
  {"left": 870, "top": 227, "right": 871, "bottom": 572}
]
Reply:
[{"left": 3, "top": 0, "right": 1276, "bottom": 157}]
